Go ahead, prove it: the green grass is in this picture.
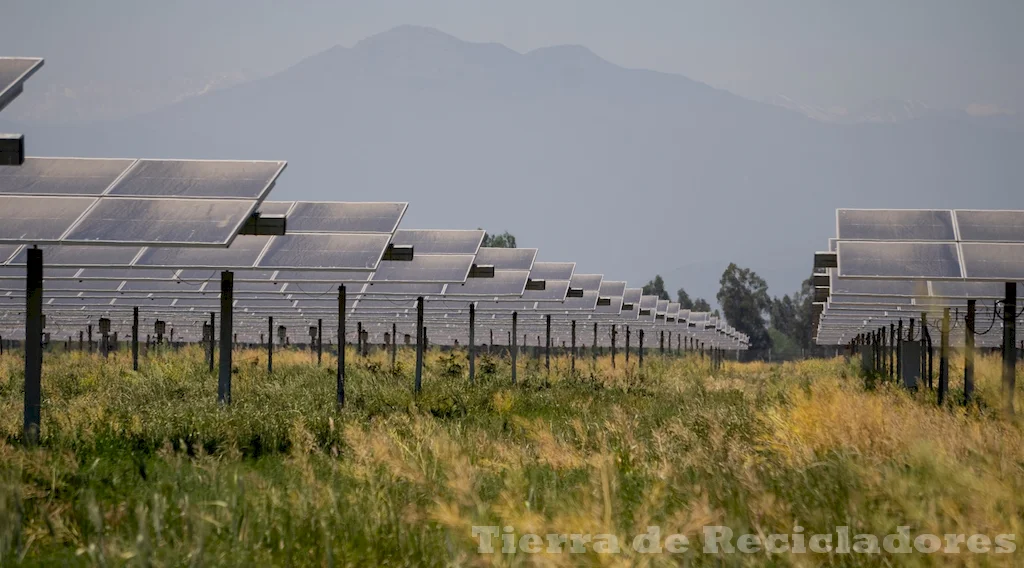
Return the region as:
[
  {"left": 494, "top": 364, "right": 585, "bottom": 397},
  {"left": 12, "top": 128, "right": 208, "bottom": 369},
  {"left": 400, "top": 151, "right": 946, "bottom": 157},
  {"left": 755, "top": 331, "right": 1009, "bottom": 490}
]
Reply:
[{"left": 0, "top": 346, "right": 1022, "bottom": 566}]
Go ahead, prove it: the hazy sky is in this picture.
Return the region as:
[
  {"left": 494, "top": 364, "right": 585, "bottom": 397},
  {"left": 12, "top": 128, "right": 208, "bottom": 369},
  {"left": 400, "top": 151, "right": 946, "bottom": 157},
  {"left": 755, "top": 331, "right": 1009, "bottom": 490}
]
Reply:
[{"left": 2, "top": 0, "right": 1021, "bottom": 114}]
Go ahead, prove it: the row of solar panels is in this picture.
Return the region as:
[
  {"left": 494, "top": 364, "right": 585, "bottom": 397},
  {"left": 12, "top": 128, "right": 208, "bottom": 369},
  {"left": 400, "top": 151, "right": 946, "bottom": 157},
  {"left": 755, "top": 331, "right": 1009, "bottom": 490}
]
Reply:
[
  {"left": 0, "top": 55, "right": 747, "bottom": 351},
  {"left": 812, "top": 209, "right": 1024, "bottom": 347}
]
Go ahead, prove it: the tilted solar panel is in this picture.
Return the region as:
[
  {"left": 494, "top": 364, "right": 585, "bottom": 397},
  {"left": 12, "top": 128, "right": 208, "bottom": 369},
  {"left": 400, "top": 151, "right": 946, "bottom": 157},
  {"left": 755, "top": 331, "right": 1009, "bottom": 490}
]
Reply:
[
  {"left": 961, "top": 243, "right": 1024, "bottom": 280},
  {"left": 63, "top": 198, "right": 259, "bottom": 246},
  {"left": 282, "top": 202, "right": 407, "bottom": 233},
  {"left": 529, "top": 262, "right": 575, "bottom": 281},
  {"left": 107, "top": 160, "right": 286, "bottom": 200},
  {"left": 954, "top": 210, "right": 1024, "bottom": 243},
  {"left": 390, "top": 230, "right": 484, "bottom": 255},
  {"left": 472, "top": 248, "right": 537, "bottom": 270},
  {"left": 257, "top": 233, "right": 391, "bottom": 271},
  {"left": 837, "top": 241, "right": 963, "bottom": 279},
  {"left": 0, "top": 158, "right": 135, "bottom": 196},
  {"left": 837, "top": 209, "right": 955, "bottom": 241},
  {"left": 0, "top": 57, "right": 43, "bottom": 112},
  {"left": 370, "top": 254, "right": 475, "bottom": 283}
]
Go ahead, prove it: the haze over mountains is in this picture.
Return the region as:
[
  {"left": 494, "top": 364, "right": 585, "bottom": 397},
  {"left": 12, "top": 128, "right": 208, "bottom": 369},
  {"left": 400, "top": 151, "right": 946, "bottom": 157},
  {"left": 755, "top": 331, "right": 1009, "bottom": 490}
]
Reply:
[{"left": 3, "top": 26, "right": 1023, "bottom": 303}]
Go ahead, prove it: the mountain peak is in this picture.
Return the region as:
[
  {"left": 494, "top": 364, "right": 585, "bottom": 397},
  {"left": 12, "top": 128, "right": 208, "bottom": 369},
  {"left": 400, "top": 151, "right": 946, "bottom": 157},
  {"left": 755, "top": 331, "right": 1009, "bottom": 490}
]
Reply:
[{"left": 354, "top": 25, "right": 468, "bottom": 51}]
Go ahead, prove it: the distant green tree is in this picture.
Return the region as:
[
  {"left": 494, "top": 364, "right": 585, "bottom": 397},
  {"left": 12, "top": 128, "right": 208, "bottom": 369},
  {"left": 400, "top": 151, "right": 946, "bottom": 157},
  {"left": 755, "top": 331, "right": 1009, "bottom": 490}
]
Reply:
[
  {"left": 691, "top": 298, "right": 712, "bottom": 312},
  {"left": 716, "top": 263, "right": 772, "bottom": 350},
  {"left": 643, "top": 275, "right": 671, "bottom": 301},
  {"left": 480, "top": 230, "right": 517, "bottom": 248},
  {"left": 676, "top": 288, "right": 694, "bottom": 309}
]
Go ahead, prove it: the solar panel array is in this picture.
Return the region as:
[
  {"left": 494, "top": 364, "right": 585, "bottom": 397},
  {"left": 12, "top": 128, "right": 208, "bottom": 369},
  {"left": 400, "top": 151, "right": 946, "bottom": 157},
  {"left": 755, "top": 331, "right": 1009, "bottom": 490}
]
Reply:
[
  {"left": 0, "top": 55, "right": 748, "bottom": 355},
  {"left": 814, "top": 209, "right": 1024, "bottom": 347}
]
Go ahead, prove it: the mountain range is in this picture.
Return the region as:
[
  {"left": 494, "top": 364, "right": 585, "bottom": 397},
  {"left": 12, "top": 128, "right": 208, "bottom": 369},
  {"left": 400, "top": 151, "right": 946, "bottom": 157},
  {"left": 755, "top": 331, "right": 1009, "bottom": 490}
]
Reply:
[{"left": 3, "top": 25, "right": 1023, "bottom": 303}]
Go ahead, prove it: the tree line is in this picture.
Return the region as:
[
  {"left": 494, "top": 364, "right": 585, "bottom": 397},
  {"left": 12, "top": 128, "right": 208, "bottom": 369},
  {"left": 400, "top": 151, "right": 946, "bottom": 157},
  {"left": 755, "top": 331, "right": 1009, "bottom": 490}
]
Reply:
[
  {"left": 482, "top": 231, "right": 812, "bottom": 359},
  {"left": 644, "top": 264, "right": 817, "bottom": 359}
]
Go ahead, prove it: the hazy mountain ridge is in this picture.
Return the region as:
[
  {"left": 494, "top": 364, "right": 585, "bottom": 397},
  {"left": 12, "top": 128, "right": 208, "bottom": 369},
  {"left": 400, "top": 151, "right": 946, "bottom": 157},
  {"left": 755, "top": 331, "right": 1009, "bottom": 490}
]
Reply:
[{"left": 3, "top": 26, "right": 1022, "bottom": 302}]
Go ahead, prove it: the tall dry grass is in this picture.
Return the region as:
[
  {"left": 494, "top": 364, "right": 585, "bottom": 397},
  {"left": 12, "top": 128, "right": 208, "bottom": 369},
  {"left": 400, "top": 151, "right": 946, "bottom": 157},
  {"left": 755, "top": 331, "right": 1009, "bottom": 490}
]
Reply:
[{"left": 0, "top": 345, "right": 1021, "bottom": 566}]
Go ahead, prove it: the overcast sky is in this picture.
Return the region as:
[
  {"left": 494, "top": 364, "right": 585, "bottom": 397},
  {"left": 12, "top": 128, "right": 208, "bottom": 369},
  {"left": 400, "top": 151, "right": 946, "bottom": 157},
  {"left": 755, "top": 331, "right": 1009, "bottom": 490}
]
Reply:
[{"left": 2, "top": 0, "right": 1021, "bottom": 114}]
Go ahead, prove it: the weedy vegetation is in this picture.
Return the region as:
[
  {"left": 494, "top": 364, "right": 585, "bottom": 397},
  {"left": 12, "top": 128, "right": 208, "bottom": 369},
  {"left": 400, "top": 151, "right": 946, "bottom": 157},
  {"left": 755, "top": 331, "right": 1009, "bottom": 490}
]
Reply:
[{"left": 0, "top": 345, "right": 1021, "bottom": 566}]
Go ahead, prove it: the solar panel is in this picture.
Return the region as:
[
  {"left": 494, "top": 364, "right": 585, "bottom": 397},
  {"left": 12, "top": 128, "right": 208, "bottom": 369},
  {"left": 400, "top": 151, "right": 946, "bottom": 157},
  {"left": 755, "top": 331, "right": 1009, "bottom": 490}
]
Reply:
[
  {"left": 255, "top": 201, "right": 295, "bottom": 217},
  {"left": 639, "top": 295, "right": 659, "bottom": 310},
  {"left": 0, "top": 158, "right": 135, "bottom": 196},
  {"left": 837, "top": 209, "right": 955, "bottom": 241},
  {"left": 472, "top": 248, "right": 537, "bottom": 270},
  {"left": 0, "top": 57, "right": 43, "bottom": 112},
  {"left": 390, "top": 230, "right": 484, "bottom": 255},
  {"left": 9, "top": 244, "right": 143, "bottom": 267},
  {"left": 569, "top": 273, "right": 603, "bottom": 291},
  {"left": 107, "top": 160, "right": 286, "bottom": 200},
  {"left": 370, "top": 254, "right": 475, "bottom": 283},
  {"left": 282, "top": 202, "right": 406, "bottom": 233},
  {"left": 64, "top": 198, "right": 258, "bottom": 246},
  {"left": 135, "top": 235, "right": 271, "bottom": 269},
  {"left": 622, "top": 288, "right": 642, "bottom": 304},
  {"left": 961, "top": 243, "right": 1024, "bottom": 280},
  {"left": 837, "top": 241, "right": 963, "bottom": 279},
  {"left": 522, "top": 280, "right": 570, "bottom": 301},
  {"left": 529, "top": 262, "right": 575, "bottom": 281},
  {"left": 0, "top": 195, "right": 96, "bottom": 243},
  {"left": 598, "top": 280, "right": 627, "bottom": 297},
  {"left": 444, "top": 270, "right": 529, "bottom": 296},
  {"left": 257, "top": 233, "right": 391, "bottom": 270},
  {"left": 594, "top": 296, "right": 624, "bottom": 314},
  {"left": 954, "top": 210, "right": 1024, "bottom": 243},
  {"left": 556, "top": 290, "right": 599, "bottom": 311}
]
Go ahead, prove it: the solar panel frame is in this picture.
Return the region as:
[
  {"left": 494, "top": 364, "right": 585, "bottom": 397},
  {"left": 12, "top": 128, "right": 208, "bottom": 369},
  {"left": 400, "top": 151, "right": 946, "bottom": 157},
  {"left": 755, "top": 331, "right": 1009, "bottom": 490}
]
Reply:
[{"left": 0, "top": 57, "right": 43, "bottom": 112}]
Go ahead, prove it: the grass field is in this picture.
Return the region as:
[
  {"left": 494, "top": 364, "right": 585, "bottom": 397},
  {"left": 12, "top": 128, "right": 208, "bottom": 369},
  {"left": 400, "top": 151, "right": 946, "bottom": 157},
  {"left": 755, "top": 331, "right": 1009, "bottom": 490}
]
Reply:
[{"left": 0, "top": 346, "right": 1022, "bottom": 566}]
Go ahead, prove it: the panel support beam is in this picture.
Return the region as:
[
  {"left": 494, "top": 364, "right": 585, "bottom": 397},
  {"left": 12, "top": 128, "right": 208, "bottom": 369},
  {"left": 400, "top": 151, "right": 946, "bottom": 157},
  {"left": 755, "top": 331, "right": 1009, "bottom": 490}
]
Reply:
[
  {"left": 218, "top": 271, "right": 233, "bottom": 405},
  {"left": 24, "top": 247, "right": 42, "bottom": 445}
]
